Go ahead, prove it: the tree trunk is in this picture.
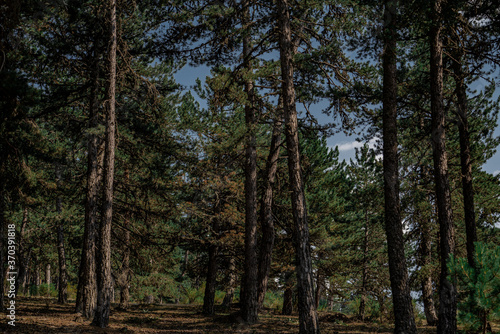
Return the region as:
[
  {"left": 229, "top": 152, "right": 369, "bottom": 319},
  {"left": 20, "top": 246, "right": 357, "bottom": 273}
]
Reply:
[
  {"left": 452, "top": 57, "right": 477, "bottom": 270},
  {"left": 278, "top": 1, "right": 319, "bottom": 332},
  {"left": 257, "top": 113, "right": 282, "bottom": 309},
  {"left": 92, "top": 0, "right": 117, "bottom": 327},
  {"left": 282, "top": 271, "right": 294, "bottom": 315},
  {"left": 0, "top": 187, "right": 5, "bottom": 312},
  {"left": 56, "top": 166, "right": 68, "bottom": 304},
  {"left": 314, "top": 270, "right": 323, "bottom": 310},
  {"left": 46, "top": 263, "right": 51, "bottom": 286},
  {"left": 420, "top": 218, "right": 438, "bottom": 326},
  {"left": 35, "top": 262, "right": 41, "bottom": 296},
  {"left": 15, "top": 206, "right": 29, "bottom": 296},
  {"left": 381, "top": 1, "right": 417, "bottom": 333},
  {"left": 180, "top": 250, "right": 189, "bottom": 278},
  {"left": 359, "top": 210, "right": 369, "bottom": 321},
  {"left": 222, "top": 256, "right": 236, "bottom": 311},
  {"left": 202, "top": 206, "right": 220, "bottom": 315},
  {"left": 118, "top": 226, "right": 130, "bottom": 310},
  {"left": 241, "top": 0, "right": 259, "bottom": 324},
  {"left": 76, "top": 44, "right": 103, "bottom": 317},
  {"left": 430, "top": 2, "right": 457, "bottom": 332}
]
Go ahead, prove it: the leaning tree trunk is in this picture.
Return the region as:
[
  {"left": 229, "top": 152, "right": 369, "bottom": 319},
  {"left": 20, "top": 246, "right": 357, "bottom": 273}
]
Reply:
[
  {"left": 430, "top": 1, "right": 457, "bottom": 332},
  {"left": 452, "top": 56, "right": 477, "bottom": 270},
  {"left": 278, "top": 1, "right": 319, "bottom": 332},
  {"left": 241, "top": 0, "right": 259, "bottom": 324},
  {"left": 92, "top": 0, "right": 117, "bottom": 327},
  {"left": 381, "top": 1, "right": 417, "bottom": 333},
  {"left": 257, "top": 112, "right": 282, "bottom": 309},
  {"left": 56, "top": 165, "right": 68, "bottom": 304}
]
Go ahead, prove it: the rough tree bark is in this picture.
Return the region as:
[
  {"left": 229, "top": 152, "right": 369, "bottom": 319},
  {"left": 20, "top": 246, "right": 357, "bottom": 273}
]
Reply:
[
  {"left": 202, "top": 202, "right": 220, "bottom": 315},
  {"left": 257, "top": 113, "right": 282, "bottom": 309},
  {"left": 241, "top": 0, "right": 259, "bottom": 324},
  {"left": 420, "top": 217, "right": 438, "bottom": 326},
  {"left": 359, "top": 210, "right": 369, "bottom": 321},
  {"left": 15, "top": 206, "right": 29, "bottom": 296},
  {"left": 76, "top": 45, "right": 103, "bottom": 318},
  {"left": 222, "top": 256, "right": 237, "bottom": 311},
  {"left": 56, "top": 165, "right": 68, "bottom": 304},
  {"left": 118, "top": 224, "right": 130, "bottom": 310},
  {"left": 381, "top": 1, "right": 418, "bottom": 333},
  {"left": 278, "top": 0, "right": 319, "bottom": 332},
  {"left": 0, "top": 187, "right": 5, "bottom": 312},
  {"left": 430, "top": 1, "right": 457, "bottom": 332},
  {"left": 92, "top": 0, "right": 117, "bottom": 327},
  {"left": 452, "top": 56, "right": 477, "bottom": 269},
  {"left": 282, "top": 271, "right": 294, "bottom": 315}
]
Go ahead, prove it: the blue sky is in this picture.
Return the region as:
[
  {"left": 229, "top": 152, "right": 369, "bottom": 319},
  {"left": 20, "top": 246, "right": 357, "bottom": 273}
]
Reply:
[{"left": 174, "top": 65, "right": 500, "bottom": 176}]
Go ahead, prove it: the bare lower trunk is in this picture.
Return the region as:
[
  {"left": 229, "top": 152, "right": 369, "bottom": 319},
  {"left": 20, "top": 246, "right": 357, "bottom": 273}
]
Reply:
[
  {"left": 15, "top": 206, "right": 29, "bottom": 296},
  {"left": 241, "top": 0, "right": 259, "bottom": 324},
  {"left": 46, "top": 264, "right": 51, "bottom": 286},
  {"left": 202, "top": 211, "right": 219, "bottom": 315},
  {"left": 278, "top": 1, "right": 319, "bottom": 332},
  {"left": 257, "top": 114, "right": 282, "bottom": 309},
  {"left": 56, "top": 166, "right": 68, "bottom": 304},
  {"left": 0, "top": 187, "right": 5, "bottom": 312},
  {"left": 359, "top": 210, "right": 369, "bottom": 321},
  {"left": 76, "top": 44, "right": 103, "bottom": 318},
  {"left": 430, "top": 2, "right": 457, "bottom": 332},
  {"left": 282, "top": 271, "right": 294, "bottom": 315},
  {"left": 35, "top": 262, "right": 41, "bottom": 296},
  {"left": 420, "top": 219, "right": 438, "bottom": 326},
  {"left": 314, "top": 271, "right": 323, "bottom": 310},
  {"left": 118, "top": 226, "right": 130, "bottom": 310},
  {"left": 222, "top": 256, "right": 236, "bottom": 310},
  {"left": 57, "top": 225, "right": 68, "bottom": 303},
  {"left": 180, "top": 250, "right": 189, "bottom": 278},
  {"left": 381, "top": 1, "right": 417, "bottom": 333},
  {"left": 92, "top": 0, "right": 117, "bottom": 327}
]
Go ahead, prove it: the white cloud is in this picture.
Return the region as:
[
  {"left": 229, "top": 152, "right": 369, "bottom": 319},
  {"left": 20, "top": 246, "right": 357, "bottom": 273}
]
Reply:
[
  {"left": 336, "top": 141, "right": 364, "bottom": 152},
  {"left": 335, "top": 138, "right": 379, "bottom": 152},
  {"left": 493, "top": 170, "right": 500, "bottom": 176}
]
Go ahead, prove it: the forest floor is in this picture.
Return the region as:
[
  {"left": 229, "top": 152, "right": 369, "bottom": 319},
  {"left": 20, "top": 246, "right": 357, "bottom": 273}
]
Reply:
[{"left": 0, "top": 297, "right": 497, "bottom": 333}]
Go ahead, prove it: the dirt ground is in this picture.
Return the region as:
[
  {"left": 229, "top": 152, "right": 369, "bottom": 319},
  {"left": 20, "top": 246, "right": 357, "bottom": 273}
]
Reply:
[{"left": 0, "top": 297, "right": 481, "bottom": 333}]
